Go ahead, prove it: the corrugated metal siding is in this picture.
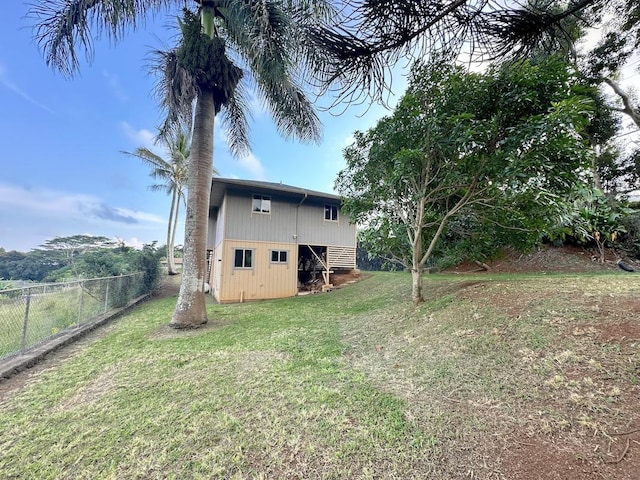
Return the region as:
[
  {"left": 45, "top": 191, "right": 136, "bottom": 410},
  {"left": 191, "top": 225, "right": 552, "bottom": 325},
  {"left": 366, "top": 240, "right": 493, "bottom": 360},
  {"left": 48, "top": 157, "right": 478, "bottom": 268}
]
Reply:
[{"left": 216, "top": 239, "right": 298, "bottom": 303}]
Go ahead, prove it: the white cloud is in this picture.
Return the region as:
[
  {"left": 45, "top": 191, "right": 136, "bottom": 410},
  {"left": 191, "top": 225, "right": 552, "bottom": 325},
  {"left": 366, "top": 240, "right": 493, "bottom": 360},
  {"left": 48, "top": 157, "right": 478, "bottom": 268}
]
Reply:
[
  {"left": 0, "top": 183, "right": 163, "bottom": 225},
  {"left": 0, "top": 62, "right": 54, "bottom": 114},
  {"left": 237, "top": 152, "right": 266, "bottom": 180},
  {"left": 0, "top": 182, "right": 168, "bottom": 252},
  {"left": 120, "top": 121, "right": 157, "bottom": 151},
  {"left": 103, "top": 69, "right": 128, "bottom": 101}
]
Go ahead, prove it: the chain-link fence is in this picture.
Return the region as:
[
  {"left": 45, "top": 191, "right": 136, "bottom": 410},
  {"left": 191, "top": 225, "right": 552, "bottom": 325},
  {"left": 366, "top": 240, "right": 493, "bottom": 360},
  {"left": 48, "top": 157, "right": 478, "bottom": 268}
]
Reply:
[{"left": 0, "top": 272, "right": 145, "bottom": 361}]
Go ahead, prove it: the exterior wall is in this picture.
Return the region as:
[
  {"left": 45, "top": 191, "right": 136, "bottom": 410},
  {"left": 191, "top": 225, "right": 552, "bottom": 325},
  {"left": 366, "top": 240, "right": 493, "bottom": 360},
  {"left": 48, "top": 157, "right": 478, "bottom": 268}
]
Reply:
[
  {"left": 296, "top": 199, "right": 356, "bottom": 247},
  {"left": 223, "top": 191, "right": 356, "bottom": 247},
  {"left": 215, "top": 239, "right": 298, "bottom": 304},
  {"left": 207, "top": 215, "right": 217, "bottom": 248}
]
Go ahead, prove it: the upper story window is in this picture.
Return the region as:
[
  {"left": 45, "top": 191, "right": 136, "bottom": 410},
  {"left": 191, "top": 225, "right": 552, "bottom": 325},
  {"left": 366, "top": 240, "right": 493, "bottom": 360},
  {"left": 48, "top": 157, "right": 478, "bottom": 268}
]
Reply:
[
  {"left": 252, "top": 194, "right": 271, "bottom": 214},
  {"left": 324, "top": 204, "right": 338, "bottom": 222}
]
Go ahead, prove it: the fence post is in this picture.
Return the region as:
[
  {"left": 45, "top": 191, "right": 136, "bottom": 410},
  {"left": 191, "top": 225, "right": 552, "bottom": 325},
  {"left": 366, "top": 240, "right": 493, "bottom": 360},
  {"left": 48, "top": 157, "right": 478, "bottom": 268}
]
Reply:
[
  {"left": 104, "top": 280, "right": 110, "bottom": 313},
  {"left": 20, "top": 288, "right": 32, "bottom": 353},
  {"left": 77, "top": 281, "right": 84, "bottom": 327}
]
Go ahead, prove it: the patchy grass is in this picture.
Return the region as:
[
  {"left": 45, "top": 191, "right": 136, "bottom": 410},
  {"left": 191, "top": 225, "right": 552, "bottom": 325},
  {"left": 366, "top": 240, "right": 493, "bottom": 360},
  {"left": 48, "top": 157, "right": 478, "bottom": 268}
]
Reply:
[{"left": 1, "top": 271, "right": 639, "bottom": 479}]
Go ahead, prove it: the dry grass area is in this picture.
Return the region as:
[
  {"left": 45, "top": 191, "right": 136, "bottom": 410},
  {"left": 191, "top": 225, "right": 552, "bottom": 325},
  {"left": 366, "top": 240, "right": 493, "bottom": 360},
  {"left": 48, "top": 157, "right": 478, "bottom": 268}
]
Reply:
[
  {"left": 0, "top": 254, "right": 639, "bottom": 479},
  {"left": 340, "top": 273, "right": 640, "bottom": 479}
]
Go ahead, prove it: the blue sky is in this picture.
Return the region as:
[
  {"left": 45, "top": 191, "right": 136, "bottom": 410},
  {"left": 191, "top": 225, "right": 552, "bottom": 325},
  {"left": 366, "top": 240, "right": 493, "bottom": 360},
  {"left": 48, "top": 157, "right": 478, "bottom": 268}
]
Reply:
[{"left": 0, "top": 3, "right": 404, "bottom": 252}]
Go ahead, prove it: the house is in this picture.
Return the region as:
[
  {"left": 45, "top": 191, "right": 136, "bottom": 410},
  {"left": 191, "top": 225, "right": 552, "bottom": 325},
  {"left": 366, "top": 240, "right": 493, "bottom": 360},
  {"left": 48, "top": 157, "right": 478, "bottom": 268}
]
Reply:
[{"left": 207, "top": 178, "right": 357, "bottom": 303}]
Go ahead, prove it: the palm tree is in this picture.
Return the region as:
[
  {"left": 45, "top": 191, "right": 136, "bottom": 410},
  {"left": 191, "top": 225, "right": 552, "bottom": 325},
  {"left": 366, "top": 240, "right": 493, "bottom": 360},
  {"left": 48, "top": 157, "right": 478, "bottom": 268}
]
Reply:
[
  {"left": 29, "top": 1, "right": 333, "bottom": 328},
  {"left": 122, "top": 129, "right": 190, "bottom": 276}
]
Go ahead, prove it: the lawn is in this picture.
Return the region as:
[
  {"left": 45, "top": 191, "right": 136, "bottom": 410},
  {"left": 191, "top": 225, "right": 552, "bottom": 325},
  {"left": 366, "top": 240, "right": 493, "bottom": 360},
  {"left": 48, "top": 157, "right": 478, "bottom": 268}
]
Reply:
[{"left": 0, "top": 271, "right": 638, "bottom": 479}]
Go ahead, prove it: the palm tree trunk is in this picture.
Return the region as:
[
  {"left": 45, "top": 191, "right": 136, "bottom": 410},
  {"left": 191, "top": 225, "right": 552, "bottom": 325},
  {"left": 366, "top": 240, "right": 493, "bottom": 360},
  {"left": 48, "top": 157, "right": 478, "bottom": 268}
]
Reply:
[
  {"left": 167, "top": 187, "right": 178, "bottom": 275},
  {"left": 171, "top": 88, "right": 215, "bottom": 328},
  {"left": 170, "top": 193, "right": 182, "bottom": 271}
]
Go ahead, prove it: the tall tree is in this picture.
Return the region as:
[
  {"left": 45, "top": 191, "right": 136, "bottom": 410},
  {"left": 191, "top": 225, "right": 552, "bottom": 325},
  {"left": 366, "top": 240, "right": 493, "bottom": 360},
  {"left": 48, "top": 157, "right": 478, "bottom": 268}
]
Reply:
[
  {"left": 29, "top": 0, "right": 332, "bottom": 328},
  {"left": 337, "top": 57, "right": 594, "bottom": 304},
  {"left": 123, "top": 129, "right": 190, "bottom": 276}
]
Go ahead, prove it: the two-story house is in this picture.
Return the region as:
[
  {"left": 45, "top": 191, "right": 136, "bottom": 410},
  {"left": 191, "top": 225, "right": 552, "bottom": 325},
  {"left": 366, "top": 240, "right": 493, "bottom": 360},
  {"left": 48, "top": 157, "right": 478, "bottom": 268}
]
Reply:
[{"left": 207, "top": 178, "right": 357, "bottom": 303}]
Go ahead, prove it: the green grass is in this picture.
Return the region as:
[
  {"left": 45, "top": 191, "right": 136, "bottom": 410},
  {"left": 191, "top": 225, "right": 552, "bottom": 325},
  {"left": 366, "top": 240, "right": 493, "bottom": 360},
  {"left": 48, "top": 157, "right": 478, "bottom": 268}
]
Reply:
[
  {"left": 1, "top": 271, "right": 639, "bottom": 479},
  {"left": 0, "top": 280, "right": 141, "bottom": 359}
]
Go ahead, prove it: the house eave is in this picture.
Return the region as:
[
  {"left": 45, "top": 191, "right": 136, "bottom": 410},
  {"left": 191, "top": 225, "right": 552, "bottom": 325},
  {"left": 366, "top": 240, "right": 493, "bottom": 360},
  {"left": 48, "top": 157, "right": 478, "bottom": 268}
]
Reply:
[{"left": 209, "top": 178, "right": 341, "bottom": 208}]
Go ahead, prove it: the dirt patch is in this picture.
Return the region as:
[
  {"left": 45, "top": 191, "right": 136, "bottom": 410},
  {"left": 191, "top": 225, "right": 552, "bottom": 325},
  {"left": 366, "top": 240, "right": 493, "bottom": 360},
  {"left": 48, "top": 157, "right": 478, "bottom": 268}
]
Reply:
[
  {"left": 446, "top": 245, "right": 635, "bottom": 274},
  {"left": 500, "top": 429, "right": 640, "bottom": 480},
  {"left": 148, "top": 320, "right": 228, "bottom": 340}
]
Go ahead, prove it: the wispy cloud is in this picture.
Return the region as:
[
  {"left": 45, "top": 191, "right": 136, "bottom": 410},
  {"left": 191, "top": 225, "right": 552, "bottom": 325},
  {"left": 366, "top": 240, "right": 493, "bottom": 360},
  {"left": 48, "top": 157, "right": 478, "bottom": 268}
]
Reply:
[
  {"left": 120, "top": 121, "right": 157, "bottom": 151},
  {"left": 0, "top": 182, "right": 164, "bottom": 225},
  {"left": 237, "top": 152, "right": 266, "bottom": 180},
  {"left": 0, "top": 62, "right": 54, "bottom": 114},
  {"left": 103, "top": 69, "right": 129, "bottom": 101}
]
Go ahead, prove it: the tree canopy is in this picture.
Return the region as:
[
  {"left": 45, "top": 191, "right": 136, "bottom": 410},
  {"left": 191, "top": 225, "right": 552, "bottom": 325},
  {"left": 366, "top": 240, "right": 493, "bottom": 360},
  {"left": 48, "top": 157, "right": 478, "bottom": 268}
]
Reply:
[{"left": 337, "top": 56, "right": 595, "bottom": 303}]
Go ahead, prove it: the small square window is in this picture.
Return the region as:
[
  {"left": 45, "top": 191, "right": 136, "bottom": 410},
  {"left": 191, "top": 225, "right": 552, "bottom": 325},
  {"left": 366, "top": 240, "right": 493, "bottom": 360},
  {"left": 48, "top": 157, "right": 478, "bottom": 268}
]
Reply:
[
  {"left": 270, "top": 250, "right": 288, "bottom": 263},
  {"left": 234, "top": 249, "right": 253, "bottom": 268},
  {"left": 324, "top": 204, "right": 338, "bottom": 221},
  {"left": 252, "top": 195, "right": 271, "bottom": 214}
]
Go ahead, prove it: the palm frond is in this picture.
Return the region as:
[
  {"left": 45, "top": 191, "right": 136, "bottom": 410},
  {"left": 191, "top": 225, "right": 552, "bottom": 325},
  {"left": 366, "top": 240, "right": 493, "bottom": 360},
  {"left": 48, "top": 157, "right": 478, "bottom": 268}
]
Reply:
[
  {"left": 149, "top": 47, "right": 198, "bottom": 139},
  {"left": 305, "top": 0, "right": 598, "bottom": 105},
  {"left": 220, "top": 82, "right": 251, "bottom": 157},
  {"left": 221, "top": 0, "right": 322, "bottom": 143},
  {"left": 27, "top": 0, "right": 176, "bottom": 77}
]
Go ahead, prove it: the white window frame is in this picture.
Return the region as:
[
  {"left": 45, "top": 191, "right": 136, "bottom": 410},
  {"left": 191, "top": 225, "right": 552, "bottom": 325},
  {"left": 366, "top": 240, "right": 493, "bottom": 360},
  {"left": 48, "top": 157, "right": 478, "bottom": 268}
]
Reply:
[
  {"left": 252, "top": 194, "right": 271, "bottom": 214},
  {"left": 233, "top": 248, "right": 254, "bottom": 269},
  {"left": 270, "top": 250, "right": 288, "bottom": 264},
  {"left": 324, "top": 204, "right": 338, "bottom": 222}
]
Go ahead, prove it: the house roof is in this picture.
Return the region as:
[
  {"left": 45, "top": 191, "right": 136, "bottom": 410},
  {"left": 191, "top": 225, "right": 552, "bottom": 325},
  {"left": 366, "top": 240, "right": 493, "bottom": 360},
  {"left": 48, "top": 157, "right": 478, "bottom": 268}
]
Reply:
[{"left": 209, "top": 178, "right": 341, "bottom": 208}]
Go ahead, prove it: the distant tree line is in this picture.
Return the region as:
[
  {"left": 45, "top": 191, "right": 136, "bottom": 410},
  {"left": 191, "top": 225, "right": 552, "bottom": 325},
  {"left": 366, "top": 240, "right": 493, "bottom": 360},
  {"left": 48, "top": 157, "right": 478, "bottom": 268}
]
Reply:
[{"left": 0, "top": 235, "right": 164, "bottom": 292}]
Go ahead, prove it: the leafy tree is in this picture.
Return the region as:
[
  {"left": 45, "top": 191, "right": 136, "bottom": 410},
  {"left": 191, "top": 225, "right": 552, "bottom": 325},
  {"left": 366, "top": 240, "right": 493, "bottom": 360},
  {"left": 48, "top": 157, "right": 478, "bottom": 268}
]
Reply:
[
  {"left": 37, "top": 235, "right": 116, "bottom": 277},
  {"left": 29, "top": 1, "right": 332, "bottom": 328},
  {"left": 550, "top": 186, "right": 635, "bottom": 262},
  {"left": 123, "top": 129, "right": 190, "bottom": 276},
  {"left": 337, "top": 57, "right": 594, "bottom": 304}
]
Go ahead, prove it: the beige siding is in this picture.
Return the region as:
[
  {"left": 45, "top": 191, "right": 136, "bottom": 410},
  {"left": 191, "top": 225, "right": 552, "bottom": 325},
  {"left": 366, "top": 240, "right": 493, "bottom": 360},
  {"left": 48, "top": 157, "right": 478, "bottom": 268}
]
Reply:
[
  {"left": 211, "top": 245, "right": 223, "bottom": 299},
  {"left": 215, "top": 239, "right": 297, "bottom": 303}
]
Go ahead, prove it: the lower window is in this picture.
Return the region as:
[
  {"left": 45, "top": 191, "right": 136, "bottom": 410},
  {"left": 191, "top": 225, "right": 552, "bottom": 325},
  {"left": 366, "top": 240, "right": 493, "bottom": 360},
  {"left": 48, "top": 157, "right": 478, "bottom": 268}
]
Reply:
[
  {"left": 234, "top": 249, "right": 253, "bottom": 268},
  {"left": 270, "top": 250, "right": 288, "bottom": 263}
]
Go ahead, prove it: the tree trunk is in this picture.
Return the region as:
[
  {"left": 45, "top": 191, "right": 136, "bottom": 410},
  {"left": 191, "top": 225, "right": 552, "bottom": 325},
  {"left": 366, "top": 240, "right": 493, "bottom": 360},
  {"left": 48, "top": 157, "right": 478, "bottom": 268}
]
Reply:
[
  {"left": 603, "top": 77, "right": 640, "bottom": 128},
  {"left": 167, "top": 187, "right": 178, "bottom": 275},
  {"left": 171, "top": 89, "right": 214, "bottom": 328},
  {"left": 411, "top": 268, "right": 423, "bottom": 305},
  {"left": 170, "top": 193, "right": 181, "bottom": 271},
  {"left": 411, "top": 233, "right": 424, "bottom": 305}
]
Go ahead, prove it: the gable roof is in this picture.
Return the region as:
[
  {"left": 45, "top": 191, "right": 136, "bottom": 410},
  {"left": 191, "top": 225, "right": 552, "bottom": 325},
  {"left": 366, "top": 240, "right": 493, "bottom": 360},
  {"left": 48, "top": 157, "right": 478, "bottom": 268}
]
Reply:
[{"left": 209, "top": 178, "right": 341, "bottom": 208}]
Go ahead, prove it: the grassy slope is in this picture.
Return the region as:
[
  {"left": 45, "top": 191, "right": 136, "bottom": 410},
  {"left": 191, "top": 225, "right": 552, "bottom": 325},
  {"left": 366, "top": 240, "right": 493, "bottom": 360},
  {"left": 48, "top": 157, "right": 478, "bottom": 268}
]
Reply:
[{"left": 0, "top": 272, "right": 638, "bottom": 479}]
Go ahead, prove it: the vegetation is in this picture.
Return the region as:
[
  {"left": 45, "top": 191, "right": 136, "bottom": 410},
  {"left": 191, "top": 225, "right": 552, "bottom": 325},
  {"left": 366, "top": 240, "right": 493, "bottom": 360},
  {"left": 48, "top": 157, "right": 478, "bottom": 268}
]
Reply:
[
  {"left": 1, "top": 271, "right": 638, "bottom": 478},
  {"left": 123, "top": 129, "right": 190, "bottom": 276},
  {"left": 308, "top": 0, "right": 639, "bottom": 105},
  {"left": 28, "top": 1, "right": 333, "bottom": 328},
  {"left": 0, "top": 236, "right": 163, "bottom": 288},
  {"left": 337, "top": 56, "right": 595, "bottom": 303}
]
